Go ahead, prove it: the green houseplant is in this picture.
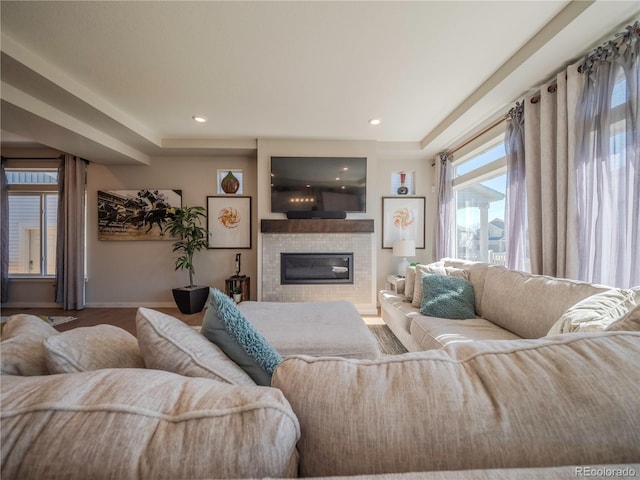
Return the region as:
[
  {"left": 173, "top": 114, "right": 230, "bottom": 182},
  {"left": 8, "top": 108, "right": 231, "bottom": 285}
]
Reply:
[{"left": 165, "top": 205, "right": 210, "bottom": 314}]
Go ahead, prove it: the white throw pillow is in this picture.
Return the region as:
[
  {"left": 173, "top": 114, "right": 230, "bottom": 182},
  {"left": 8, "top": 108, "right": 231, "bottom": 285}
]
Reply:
[
  {"left": 136, "top": 307, "right": 255, "bottom": 385},
  {"left": 547, "top": 289, "right": 636, "bottom": 336},
  {"left": 43, "top": 325, "right": 144, "bottom": 373}
]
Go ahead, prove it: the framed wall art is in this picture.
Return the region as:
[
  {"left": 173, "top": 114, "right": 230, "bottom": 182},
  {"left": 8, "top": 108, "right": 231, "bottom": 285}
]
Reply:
[
  {"left": 382, "top": 196, "right": 425, "bottom": 249},
  {"left": 207, "top": 196, "right": 252, "bottom": 249},
  {"left": 98, "top": 189, "right": 182, "bottom": 241}
]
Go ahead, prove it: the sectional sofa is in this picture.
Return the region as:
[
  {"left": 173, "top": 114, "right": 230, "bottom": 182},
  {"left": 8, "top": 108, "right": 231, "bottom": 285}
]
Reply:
[
  {"left": 379, "top": 258, "right": 640, "bottom": 351},
  {"left": 2, "top": 267, "right": 640, "bottom": 478}
]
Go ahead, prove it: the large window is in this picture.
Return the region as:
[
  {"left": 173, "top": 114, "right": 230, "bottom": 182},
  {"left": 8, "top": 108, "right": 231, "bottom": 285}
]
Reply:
[
  {"left": 6, "top": 169, "right": 58, "bottom": 276},
  {"left": 452, "top": 138, "right": 508, "bottom": 265}
]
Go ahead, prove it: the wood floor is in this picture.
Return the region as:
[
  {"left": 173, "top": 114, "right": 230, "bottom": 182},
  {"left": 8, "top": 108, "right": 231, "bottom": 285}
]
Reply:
[
  {"left": 1, "top": 307, "right": 204, "bottom": 336},
  {"left": 1, "top": 306, "right": 384, "bottom": 336}
]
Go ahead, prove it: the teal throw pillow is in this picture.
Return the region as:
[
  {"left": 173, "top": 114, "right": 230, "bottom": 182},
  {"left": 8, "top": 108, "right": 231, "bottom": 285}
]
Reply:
[
  {"left": 420, "top": 274, "right": 476, "bottom": 320},
  {"left": 201, "top": 288, "right": 282, "bottom": 386}
]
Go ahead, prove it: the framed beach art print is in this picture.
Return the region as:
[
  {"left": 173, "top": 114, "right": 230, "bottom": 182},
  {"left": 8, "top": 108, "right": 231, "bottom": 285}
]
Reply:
[
  {"left": 382, "top": 196, "right": 425, "bottom": 249},
  {"left": 207, "top": 196, "right": 252, "bottom": 249}
]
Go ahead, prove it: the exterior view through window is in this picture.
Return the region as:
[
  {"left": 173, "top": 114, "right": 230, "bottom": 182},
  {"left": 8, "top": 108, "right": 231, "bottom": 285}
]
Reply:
[
  {"left": 453, "top": 140, "right": 508, "bottom": 266},
  {"left": 6, "top": 169, "right": 58, "bottom": 276}
]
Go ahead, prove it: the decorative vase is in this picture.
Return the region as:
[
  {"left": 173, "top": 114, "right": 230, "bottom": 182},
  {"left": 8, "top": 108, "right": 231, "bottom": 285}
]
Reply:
[
  {"left": 221, "top": 171, "right": 240, "bottom": 194},
  {"left": 233, "top": 293, "right": 242, "bottom": 303},
  {"left": 397, "top": 173, "right": 409, "bottom": 195}
]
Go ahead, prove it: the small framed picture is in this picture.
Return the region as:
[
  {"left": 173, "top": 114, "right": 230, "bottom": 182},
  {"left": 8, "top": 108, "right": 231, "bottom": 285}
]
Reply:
[
  {"left": 207, "top": 196, "right": 251, "bottom": 249},
  {"left": 382, "top": 196, "right": 425, "bottom": 249},
  {"left": 217, "top": 169, "right": 243, "bottom": 194}
]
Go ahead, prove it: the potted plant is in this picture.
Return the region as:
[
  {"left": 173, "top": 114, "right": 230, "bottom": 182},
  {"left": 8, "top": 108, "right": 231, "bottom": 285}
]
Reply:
[
  {"left": 232, "top": 286, "right": 243, "bottom": 304},
  {"left": 165, "top": 205, "right": 210, "bottom": 314}
]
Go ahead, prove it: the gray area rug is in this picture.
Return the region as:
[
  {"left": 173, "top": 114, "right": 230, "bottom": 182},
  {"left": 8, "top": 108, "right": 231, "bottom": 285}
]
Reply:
[{"left": 368, "top": 324, "right": 408, "bottom": 356}]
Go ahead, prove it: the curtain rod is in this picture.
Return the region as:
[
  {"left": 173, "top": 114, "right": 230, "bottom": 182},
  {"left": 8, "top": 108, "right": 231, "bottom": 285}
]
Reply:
[{"left": 448, "top": 115, "right": 508, "bottom": 157}]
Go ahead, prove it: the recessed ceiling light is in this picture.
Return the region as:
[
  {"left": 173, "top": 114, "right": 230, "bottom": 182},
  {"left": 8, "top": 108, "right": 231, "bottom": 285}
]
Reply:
[
  {"left": 192, "top": 115, "right": 208, "bottom": 123},
  {"left": 369, "top": 118, "right": 381, "bottom": 126}
]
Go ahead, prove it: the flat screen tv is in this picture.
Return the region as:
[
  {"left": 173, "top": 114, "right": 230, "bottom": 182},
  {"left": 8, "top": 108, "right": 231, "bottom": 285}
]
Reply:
[{"left": 270, "top": 156, "right": 367, "bottom": 213}]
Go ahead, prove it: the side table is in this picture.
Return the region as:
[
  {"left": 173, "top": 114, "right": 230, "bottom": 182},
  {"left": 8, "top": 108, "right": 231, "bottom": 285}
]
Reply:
[
  {"left": 225, "top": 275, "right": 250, "bottom": 302},
  {"left": 386, "top": 274, "right": 405, "bottom": 294}
]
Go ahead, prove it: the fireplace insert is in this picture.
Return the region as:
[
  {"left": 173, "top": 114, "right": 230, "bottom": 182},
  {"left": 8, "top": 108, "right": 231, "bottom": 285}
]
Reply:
[{"left": 281, "top": 253, "right": 354, "bottom": 285}]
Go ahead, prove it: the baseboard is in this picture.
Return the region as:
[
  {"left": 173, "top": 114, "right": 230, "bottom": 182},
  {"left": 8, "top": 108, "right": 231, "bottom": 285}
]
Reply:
[
  {"left": 1, "top": 302, "right": 60, "bottom": 309},
  {"left": 84, "top": 302, "right": 177, "bottom": 308}
]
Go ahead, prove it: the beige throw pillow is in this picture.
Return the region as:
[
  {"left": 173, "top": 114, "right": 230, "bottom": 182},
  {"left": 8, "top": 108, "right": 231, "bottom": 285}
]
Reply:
[
  {"left": 404, "top": 265, "right": 417, "bottom": 301},
  {"left": 547, "top": 289, "right": 636, "bottom": 336},
  {"left": 43, "top": 325, "right": 144, "bottom": 373},
  {"left": 136, "top": 307, "right": 255, "bottom": 385},
  {"left": 1, "top": 314, "right": 58, "bottom": 376}
]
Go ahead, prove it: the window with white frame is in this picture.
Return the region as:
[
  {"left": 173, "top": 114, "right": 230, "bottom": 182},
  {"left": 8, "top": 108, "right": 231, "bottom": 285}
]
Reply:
[
  {"left": 6, "top": 168, "right": 59, "bottom": 276},
  {"left": 452, "top": 137, "right": 508, "bottom": 266}
]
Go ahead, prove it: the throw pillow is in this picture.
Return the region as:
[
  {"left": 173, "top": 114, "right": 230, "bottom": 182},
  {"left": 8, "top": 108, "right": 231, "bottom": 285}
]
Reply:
[
  {"left": 136, "top": 307, "right": 255, "bottom": 385},
  {"left": 0, "top": 314, "right": 58, "bottom": 376},
  {"left": 411, "top": 264, "right": 470, "bottom": 308},
  {"left": 419, "top": 274, "right": 476, "bottom": 319},
  {"left": 201, "top": 288, "right": 282, "bottom": 386},
  {"left": 404, "top": 265, "right": 417, "bottom": 302},
  {"left": 547, "top": 289, "right": 636, "bottom": 336},
  {"left": 606, "top": 303, "right": 640, "bottom": 331},
  {"left": 43, "top": 325, "right": 144, "bottom": 373}
]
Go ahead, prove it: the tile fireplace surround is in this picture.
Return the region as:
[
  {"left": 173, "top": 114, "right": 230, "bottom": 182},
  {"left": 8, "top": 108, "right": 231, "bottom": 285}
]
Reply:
[{"left": 261, "top": 220, "right": 377, "bottom": 314}]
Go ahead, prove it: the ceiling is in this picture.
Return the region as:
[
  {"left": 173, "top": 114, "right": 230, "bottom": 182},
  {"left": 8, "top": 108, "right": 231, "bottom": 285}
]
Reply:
[{"left": 1, "top": 1, "right": 638, "bottom": 165}]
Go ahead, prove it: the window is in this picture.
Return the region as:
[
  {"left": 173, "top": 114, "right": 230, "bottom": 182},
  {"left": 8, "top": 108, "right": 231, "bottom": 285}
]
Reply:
[
  {"left": 6, "top": 168, "right": 59, "bottom": 276},
  {"left": 452, "top": 138, "right": 508, "bottom": 266}
]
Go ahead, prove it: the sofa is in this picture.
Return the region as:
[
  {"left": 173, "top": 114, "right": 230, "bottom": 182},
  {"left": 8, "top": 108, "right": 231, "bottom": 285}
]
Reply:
[
  {"left": 2, "top": 278, "right": 640, "bottom": 479},
  {"left": 379, "top": 258, "right": 640, "bottom": 352}
]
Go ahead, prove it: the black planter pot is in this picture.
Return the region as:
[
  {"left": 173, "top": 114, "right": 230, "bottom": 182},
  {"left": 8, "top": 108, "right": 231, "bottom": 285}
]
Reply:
[{"left": 172, "top": 286, "right": 209, "bottom": 314}]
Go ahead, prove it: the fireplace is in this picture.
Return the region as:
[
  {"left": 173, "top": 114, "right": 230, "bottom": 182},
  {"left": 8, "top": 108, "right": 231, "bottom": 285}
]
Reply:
[{"left": 281, "top": 253, "right": 353, "bottom": 285}]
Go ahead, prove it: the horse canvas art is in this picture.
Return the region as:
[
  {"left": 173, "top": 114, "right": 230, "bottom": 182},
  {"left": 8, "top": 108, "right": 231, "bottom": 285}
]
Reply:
[{"left": 98, "top": 189, "right": 183, "bottom": 240}]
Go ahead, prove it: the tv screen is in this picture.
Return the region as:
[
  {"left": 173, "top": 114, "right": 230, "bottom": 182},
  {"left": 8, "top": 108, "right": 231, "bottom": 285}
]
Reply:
[{"left": 270, "top": 156, "right": 366, "bottom": 213}]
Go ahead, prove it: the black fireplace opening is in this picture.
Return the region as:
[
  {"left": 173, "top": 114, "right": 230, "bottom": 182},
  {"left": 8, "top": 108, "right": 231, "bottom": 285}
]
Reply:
[{"left": 281, "top": 253, "right": 354, "bottom": 285}]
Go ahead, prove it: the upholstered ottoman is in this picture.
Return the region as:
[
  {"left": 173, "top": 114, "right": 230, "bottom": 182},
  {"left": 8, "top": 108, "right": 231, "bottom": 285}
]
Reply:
[{"left": 238, "top": 300, "right": 381, "bottom": 359}]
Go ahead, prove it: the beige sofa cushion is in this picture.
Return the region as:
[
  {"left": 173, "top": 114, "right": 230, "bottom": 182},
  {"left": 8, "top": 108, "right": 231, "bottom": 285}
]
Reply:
[
  {"left": 480, "top": 266, "right": 611, "bottom": 338},
  {"left": 136, "top": 307, "right": 255, "bottom": 385},
  {"left": 547, "top": 289, "right": 636, "bottom": 335},
  {"left": 272, "top": 332, "right": 640, "bottom": 477},
  {"left": 410, "top": 316, "right": 521, "bottom": 350},
  {"left": 1, "top": 368, "right": 300, "bottom": 479},
  {"left": 309, "top": 465, "right": 640, "bottom": 480},
  {"left": 43, "top": 325, "right": 144, "bottom": 373},
  {"left": 606, "top": 302, "right": 640, "bottom": 332},
  {"left": 0, "top": 314, "right": 58, "bottom": 376}
]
